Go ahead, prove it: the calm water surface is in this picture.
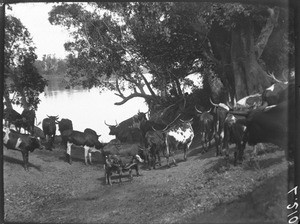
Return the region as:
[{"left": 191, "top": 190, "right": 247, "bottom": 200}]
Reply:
[{"left": 14, "top": 87, "right": 148, "bottom": 142}]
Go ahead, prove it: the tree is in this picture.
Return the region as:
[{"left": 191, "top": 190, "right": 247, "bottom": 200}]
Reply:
[
  {"left": 48, "top": 2, "right": 293, "bottom": 109},
  {"left": 188, "top": 3, "right": 293, "bottom": 101},
  {"left": 49, "top": 2, "right": 204, "bottom": 111},
  {"left": 4, "top": 14, "right": 47, "bottom": 110}
]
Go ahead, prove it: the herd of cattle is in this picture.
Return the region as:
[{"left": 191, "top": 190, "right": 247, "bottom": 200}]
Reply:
[{"left": 3, "top": 73, "right": 295, "bottom": 185}]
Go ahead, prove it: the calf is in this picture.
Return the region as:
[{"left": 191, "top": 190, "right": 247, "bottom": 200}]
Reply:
[
  {"left": 3, "top": 128, "right": 44, "bottom": 170},
  {"left": 67, "top": 129, "right": 103, "bottom": 165},
  {"left": 164, "top": 119, "right": 194, "bottom": 167},
  {"left": 42, "top": 115, "right": 59, "bottom": 150},
  {"left": 104, "top": 154, "right": 143, "bottom": 185}
]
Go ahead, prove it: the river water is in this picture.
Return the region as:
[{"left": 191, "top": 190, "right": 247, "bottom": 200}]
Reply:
[{"left": 13, "top": 85, "right": 148, "bottom": 142}]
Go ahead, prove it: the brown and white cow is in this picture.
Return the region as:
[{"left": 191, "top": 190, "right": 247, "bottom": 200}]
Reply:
[
  {"left": 66, "top": 128, "right": 104, "bottom": 165},
  {"left": 163, "top": 118, "right": 194, "bottom": 167}
]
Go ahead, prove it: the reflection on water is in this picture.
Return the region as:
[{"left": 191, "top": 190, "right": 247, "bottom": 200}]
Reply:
[{"left": 14, "top": 86, "right": 148, "bottom": 142}]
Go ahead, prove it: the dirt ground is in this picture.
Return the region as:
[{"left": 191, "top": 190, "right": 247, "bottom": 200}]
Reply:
[{"left": 3, "top": 134, "right": 290, "bottom": 224}]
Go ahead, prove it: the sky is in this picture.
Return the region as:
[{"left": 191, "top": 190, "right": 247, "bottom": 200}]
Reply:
[{"left": 7, "top": 2, "right": 71, "bottom": 60}]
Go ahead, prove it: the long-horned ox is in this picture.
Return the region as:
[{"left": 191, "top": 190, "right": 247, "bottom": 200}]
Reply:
[
  {"left": 153, "top": 114, "right": 194, "bottom": 167},
  {"left": 195, "top": 106, "right": 214, "bottom": 153}
]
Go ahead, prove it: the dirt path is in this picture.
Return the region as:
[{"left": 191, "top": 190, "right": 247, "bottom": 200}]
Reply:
[{"left": 4, "top": 140, "right": 289, "bottom": 223}]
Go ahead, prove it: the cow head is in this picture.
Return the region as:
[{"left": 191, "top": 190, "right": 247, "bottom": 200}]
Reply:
[
  {"left": 209, "top": 98, "right": 230, "bottom": 112},
  {"left": 104, "top": 120, "right": 119, "bottom": 135},
  {"left": 47, "top": 115, "right": 60, "bottom": 124},
  {"left": 28, "top": 136, "right": 45, "bottom": 151}
]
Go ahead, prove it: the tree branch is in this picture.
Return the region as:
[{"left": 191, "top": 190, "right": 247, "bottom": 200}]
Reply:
[{"left": 254, "top": 7, "right": 280, "bottom": 59}]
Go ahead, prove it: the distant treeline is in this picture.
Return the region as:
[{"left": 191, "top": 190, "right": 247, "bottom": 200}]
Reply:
[{"left": 34, "top": 54, "right": 67, "bottom": 77}]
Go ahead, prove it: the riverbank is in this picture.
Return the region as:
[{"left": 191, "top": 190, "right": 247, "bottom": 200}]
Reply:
[{"left": 3, "top": 135, "right": 289, "bottom": 223}]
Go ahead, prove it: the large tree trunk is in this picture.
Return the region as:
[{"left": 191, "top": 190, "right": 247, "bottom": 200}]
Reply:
[{"left": 231, "top": 20, "right": 271, "bottom": 100}]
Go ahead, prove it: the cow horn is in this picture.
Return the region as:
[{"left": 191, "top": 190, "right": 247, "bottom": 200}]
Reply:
[
  {"left": 115, "top": 120, "right": 118, "bottom": 126},
  {"left": 209, "top": 98, "right": 218, "bottom": 107},
  {"left": 152, "top": 126, "right": 158, "bottom": 132},
  {"left": 194, "top": 105, "right": 202, "bottom": 114},
  {"left": 180, "top": 117, "right": 193, "bottom": 123},
  {"left": 266, "top": 71, "right": 284, "bottom": 84},
  {"left": 228, "top": 110, "right": 249, "bottom": 116},
  {"left": 104, "top": 120, "right": 115, "bottom": 127},
  {"left": 226, "top": 102, "right": 233, "bottom": 110},
  {"left": 206, "top": 108, "right": 212, "bottom": 113}
]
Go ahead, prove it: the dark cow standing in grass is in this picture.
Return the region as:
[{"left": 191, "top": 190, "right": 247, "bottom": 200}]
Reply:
[
  {"left": 105, "top": 112, "right": 147, "bottom": 143},
  {"left": 3, "top": 127, "right": 44, "bottom": 170},
  {"left": 3, "top": 108, "right": 23, "bottom": 132},
  {"left": 58, "top": 118, "right": 73, "bottom": 148},
  {"left": 164, "top": 118, "right": 194, "bottom": 167},
  {"left": 210, "top": 99, "right": 230, "bottom": 156},
  {"left": 195, "top": 106, "right": 214, "bottom": 153},
  {"left": 42, "top": 115, "right": 59, "bottom": 150},
  {"left": 66, "top": 128, "right": 103, "bottom": 165},
  {"left": 21, "top": 109, "right": 36, "bottom": 135}
]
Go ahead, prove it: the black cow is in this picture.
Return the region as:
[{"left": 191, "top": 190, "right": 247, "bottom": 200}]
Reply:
[
  {"left": 42, "top": 115, "right": 59, "bottom": 150},
  {"left": 230, "top": 82, "right": 295, "bottom": 162},
  {"left": 104, "top": 112, "right": 147, "bottom": 143},
  {"left": 222, "top": 114, "right": 247, "bottom": 166},
  {"left": 21, "top": 109, "right": 36, "bottom": 135},
  {"left": 209, "top": 99, "right": 230, "bottom": 156},
  {"left": 58, "top": 118, "right": 73, "bottom": 134},
  {"left": 66, "top": 129, "right": 103, "bottom": 165},
  {"left": 104, "top": 154, "right": 143, "bottom": 185},
  {"left": 3, "top": 108, "right": 23, "bottom": 132},
  {"left": 33, "top": 126, "right": 45, "bottom": 140},
  {"left": 195, "top": 106, "right": 214, "bottom": 153},
  {"left": 144, "top": 130, "right": 164, "bottom": 169},
  {"left": 58, "top": 118, "right": 73, "bottom": 148},
  {"left": 3, "top": 128, "right": 44, "bottom": 170}
]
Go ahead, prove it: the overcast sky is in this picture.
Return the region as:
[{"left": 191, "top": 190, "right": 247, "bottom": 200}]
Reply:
[{"left": 7, "top": 2, "right": 71, "bottom": 60}]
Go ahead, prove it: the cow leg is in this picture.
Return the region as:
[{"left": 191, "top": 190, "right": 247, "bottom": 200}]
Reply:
[
  {"left": 214, "top": 133, "right": 220, "bottom": 156},
  {"left": 21, "top": 151, "right": 29, "bottom": 171},
  {"left": 157, "top": 150, "right": 161, "bottom": 167},
  {"left": 88, "top": 151, "right": 92, "bottom": 165},
  {"left": 129, "top": 169, "right": 133, "bottom": 180},
  {"left": 118, "top": 170, "right": 123, "bottom": 183},
  {"left": 66, "top": 142, "right": 72, "bottom": 164},
  {"left": 135, "top": 164, "right": 140, "bottom": 176},
  {"left": 83, "top": 146, "right": 89, "bottom": 165},
  {"left": 106, "top": 170, "right": 112, "bottom": 186}
]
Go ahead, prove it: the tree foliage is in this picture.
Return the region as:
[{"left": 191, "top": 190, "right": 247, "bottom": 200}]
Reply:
[
  {"left": 4, "top": 14, "right": 47, "bottom": 110},
  {"left": 48, "top": 2, "right": 293, "bottom": 111}
]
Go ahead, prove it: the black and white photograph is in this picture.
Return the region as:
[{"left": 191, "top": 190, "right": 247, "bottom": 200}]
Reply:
[{"left": 1, "top": 1, "right": 298, "bottom": 223}]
